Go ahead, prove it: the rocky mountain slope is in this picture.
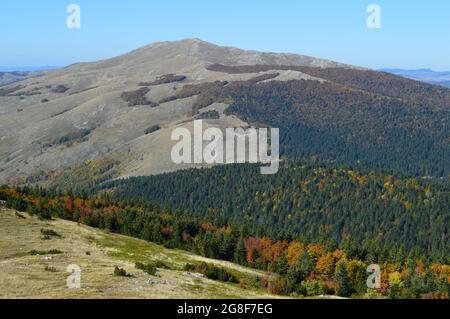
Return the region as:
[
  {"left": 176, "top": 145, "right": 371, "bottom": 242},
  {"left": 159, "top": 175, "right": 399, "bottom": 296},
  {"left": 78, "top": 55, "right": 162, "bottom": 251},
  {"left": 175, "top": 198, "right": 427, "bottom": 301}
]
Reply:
[{"left": 0, "top": 39, "right": 351, "bottom": 186}]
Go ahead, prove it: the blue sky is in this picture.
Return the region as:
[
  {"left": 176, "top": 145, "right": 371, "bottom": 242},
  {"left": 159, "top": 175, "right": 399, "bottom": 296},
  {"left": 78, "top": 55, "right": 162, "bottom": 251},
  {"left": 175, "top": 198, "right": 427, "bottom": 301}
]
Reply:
[{"left": 0, "top": 0, "right": 449, "bottom": 70}]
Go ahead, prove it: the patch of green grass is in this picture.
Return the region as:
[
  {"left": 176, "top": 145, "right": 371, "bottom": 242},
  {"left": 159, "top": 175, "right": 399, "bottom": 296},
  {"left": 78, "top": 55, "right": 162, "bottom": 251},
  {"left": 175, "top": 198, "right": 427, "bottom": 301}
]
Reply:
[
  {"left": 95, "top": 232, "right": 183, "bottom": 269},
  {"left": 95, "top": 231, "right": 265, "bottom": 287}
]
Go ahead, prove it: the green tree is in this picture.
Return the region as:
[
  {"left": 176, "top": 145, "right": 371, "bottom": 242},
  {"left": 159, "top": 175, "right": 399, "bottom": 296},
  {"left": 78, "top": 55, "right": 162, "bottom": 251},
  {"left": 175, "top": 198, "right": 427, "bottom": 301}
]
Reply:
[
  {"left": 287, "top": 250, "right": 313, "bottom": 288},
  {"left": 233, "top": 237, "right": 246, "bottom": 265},
  {"left": 335, "top": 259, "right": 353, "bottom": 297}
]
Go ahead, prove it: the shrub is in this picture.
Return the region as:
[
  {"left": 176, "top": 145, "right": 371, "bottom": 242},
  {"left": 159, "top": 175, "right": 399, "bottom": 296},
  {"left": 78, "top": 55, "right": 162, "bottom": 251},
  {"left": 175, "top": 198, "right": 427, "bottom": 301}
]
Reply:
[
  {"left": 268, "top": 277, "right": 293, "bottom": 296},
  {"left": 139, "top": 74, "right": 186, "bottom": 86},
  {"left": 183, "top": 263, "right": 238, "bottom": 283},
  {"left": 113, "top": 266, "right": 132, "bottom": 277},
  {"left": 135, "top": 262, "right": 157, "bottom": 276},
  {"left": 49, "top": 129, "right": 91, "bottom": 147},
  {"left": 44, "top": 266, "right": 57, "bottom": 272},
  {"left": 29, "top": 249, "right": 63, "bottom": 256},
  {"left": 299, "top": 280, "right": 328, "bottom": 297},
  {"left": 195, "top": 110, "right": 220, "bottom": 120},
  {"left": 40, "top": 229, "right": 62, "bottom": 238},
  {"left": 51, "top": 85, "right": 69, "bottom": 93},
  {"left": 144, "top": 125, "right": 161, "bottom": 135},
  {"left": 121, "top": 87, "right": 157, "bottom": 107},
  {"left": 15, "top": 212, "right": 26, "bottom": 219},
  {"left": 153, "top": 260, "right": 170, "bottom": 269},
  {"left": 240, "top": 276, "right": 265, "bottom": 290}
]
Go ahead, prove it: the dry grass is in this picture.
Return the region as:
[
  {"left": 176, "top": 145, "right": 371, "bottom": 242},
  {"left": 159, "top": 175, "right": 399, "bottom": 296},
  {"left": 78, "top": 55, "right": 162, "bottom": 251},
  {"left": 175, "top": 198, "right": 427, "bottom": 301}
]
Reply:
[{"left": 0, "top": 207, "right": 279, "bottom": 299}]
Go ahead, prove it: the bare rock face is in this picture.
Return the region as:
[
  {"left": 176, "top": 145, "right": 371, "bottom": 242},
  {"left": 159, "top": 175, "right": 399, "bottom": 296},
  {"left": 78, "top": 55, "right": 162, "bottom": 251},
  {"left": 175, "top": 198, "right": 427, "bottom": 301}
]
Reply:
[{"left": 0, "top": 39, "right": 355, "bottom": 187}]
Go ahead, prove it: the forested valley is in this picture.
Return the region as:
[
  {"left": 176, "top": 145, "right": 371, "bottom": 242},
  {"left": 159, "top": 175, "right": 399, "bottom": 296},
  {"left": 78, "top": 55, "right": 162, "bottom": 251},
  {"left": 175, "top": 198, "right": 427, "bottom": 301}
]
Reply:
[{"left": 2, "top": 161, "right": 449, "bottom": 298}]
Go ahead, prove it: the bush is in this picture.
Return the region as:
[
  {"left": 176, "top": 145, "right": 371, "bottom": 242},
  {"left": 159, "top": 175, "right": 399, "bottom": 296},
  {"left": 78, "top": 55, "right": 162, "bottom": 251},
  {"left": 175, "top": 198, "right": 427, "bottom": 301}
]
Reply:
[
  {"left": 121, "top": 87, "right": 157, "bottom": 107},
  {"left": 49, "top": 129, "right": 91, "bottom": 147},
  {"left": 40, "top": 229, "right": 62, "bottom": 238},
  {"left": 51, "top": 85, "right": 69, "bottom": 93},
  {"left": 268, "top": 277, "right": 293, "bottom": 296},
  {"left": 139, "top": 74, "right": 186, "bottom": 86},
  {"left": 15, "top": 212, "right": 26, "bottom": 219},
  {"left": 183, "top": 263, "right": 238, "bottom": 283},
  {"left": 240, "top": 276, "right": 265, "bottom": 290},
  {"left": 153, "top": 260, "right": 171, "bottom": 269},
  {"left": 44, "top": 266, "right": 57, "bottom": 272},
  {"left": 135, "top": 262, "right": 157, "bottom": 276},
  {"left": 29, "top": 249, "right": 63, "bottom": 256},
  {"left": 113, "top": 266, "right": 132, "bottom": 277},
  {"left": 144, "top": 125, "right": 161, "bottom": 135},
  {"left": 299, "top": 280, "right": 328, "bottom": 297},
  {"left": 7, "top": 198, "right": 28, "bottom": 212},
  {"left": 195, "top": 110, "right": 220, "bottom": 120}
]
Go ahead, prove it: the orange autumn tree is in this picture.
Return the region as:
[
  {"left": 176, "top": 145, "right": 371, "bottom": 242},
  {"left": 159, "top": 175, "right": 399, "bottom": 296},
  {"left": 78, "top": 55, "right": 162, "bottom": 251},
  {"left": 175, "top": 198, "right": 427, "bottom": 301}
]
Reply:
[
  {"left": 315, "top": 250, "right": 346, "bottom": 281},
  {"left": 244, "top": 237, "right": 288, "bottom": 266},
  {"left": 286, "top": 241, "right": 304, "bottom": 266}
]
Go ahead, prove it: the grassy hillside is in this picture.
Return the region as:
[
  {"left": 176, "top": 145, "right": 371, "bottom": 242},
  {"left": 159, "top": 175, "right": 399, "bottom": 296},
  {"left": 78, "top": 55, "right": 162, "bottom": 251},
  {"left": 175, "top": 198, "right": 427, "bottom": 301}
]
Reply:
[{"left": 0, "top": 207, "right": 279, "bottom": 299}]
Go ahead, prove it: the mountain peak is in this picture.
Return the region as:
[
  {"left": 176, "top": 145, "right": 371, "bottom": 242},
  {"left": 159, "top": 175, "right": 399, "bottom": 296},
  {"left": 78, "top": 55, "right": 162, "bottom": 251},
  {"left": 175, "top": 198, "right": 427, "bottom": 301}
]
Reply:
[{"left": 120, "top": 38, "right": 353, "bottom": 71}]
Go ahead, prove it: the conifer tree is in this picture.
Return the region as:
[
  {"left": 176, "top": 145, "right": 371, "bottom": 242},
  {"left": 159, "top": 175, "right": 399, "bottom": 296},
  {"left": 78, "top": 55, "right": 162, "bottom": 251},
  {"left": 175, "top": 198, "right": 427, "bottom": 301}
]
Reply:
[{"left": 335, "top": 259, "right": 353, "bottom": 297}]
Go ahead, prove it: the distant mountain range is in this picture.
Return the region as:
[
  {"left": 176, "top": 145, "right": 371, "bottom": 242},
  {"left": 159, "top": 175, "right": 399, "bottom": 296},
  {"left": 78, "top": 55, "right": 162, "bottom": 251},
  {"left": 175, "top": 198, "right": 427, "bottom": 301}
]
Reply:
[
  {"left": 380, "top": 68, "right": 450, "bottom": 88},
  {"left": 0, "top": 67, "right": 58, "bottom": 87},
  {"left": 0, "top": 66, "right": 59, "bottom": 72}
]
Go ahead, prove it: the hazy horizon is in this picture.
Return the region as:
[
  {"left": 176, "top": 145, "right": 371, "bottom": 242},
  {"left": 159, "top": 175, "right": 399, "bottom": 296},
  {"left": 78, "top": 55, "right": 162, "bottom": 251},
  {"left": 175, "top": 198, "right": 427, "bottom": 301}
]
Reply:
[
  {"left": 0, "top": 37, "right": 449, "bottom": 72},
  {"left": 1, "top": 1, "right": 450, "bottom": 71}
]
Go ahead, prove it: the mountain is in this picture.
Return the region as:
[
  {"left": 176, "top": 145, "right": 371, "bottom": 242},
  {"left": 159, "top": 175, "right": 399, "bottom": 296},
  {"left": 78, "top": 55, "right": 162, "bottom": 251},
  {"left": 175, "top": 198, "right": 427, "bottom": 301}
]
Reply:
[
  {"left": 0, "top": 39, "right": 449, "bottom": 188},
  {"left": 0, "top": 66, "right": 58, "bottom": 72},
  {"left": 380, "top": 68, "right": 450, "bottom": 88}
]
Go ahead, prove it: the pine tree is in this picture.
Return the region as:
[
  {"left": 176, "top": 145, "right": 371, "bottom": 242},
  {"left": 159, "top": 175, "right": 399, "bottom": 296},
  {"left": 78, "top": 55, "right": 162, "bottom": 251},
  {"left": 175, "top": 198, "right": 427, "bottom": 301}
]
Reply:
[
  {"left": 335, "top": 259, "right": 353, "bottom": 297},
  {"left": 273, "top": 254, "right": 289, "bottom": 275},
  {"left": 233, "top": 237, "right": 246, "bottom": 265}
]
